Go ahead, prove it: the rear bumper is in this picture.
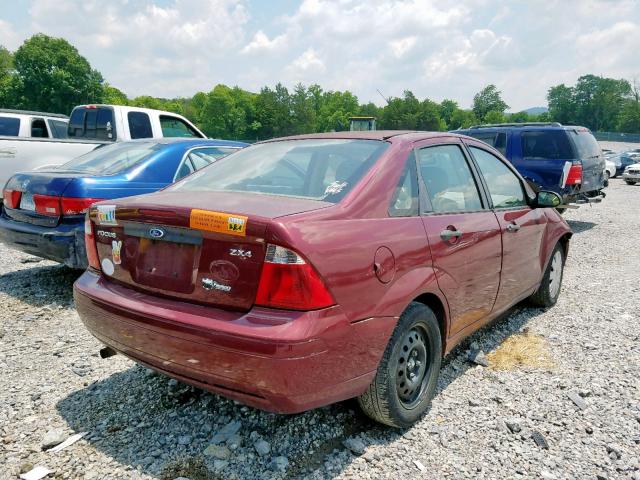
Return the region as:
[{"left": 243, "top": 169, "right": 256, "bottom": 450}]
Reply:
[
  {"left": 0, "top": 211, "right": 87, "bottom": 268},
  {"left": 73, "top": 270, "right": 396, "bottom": 414}
]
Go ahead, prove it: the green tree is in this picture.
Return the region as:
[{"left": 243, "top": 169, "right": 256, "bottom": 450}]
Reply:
[
  {"left": 0, "top": 45, "right": 14, "bottom": 105},
  {"left": 10, "top": 34, "right": 104, "bottom": 114},
  {"left": 484, "top": 110, "right": 506, "bottom": 124},
  {"left": 439, "top": 99, "right": 458, "bottom": 129},
  {"left": 102, "top": 84, "right": 128, "bottom": 105},
  {"left": 291, "top": 84, "right": 315, "bottom": 134},
  {"left": 547, "top": 84, "right": 575, "bottom": 124},
  {"left": 617, "top": 81, "right": 640, "bottom": 133},
  {"left": 573, "top": 74, "right": 631, "bottom": 131},
  {"left": 472, "top": 84, "right": 509, "bottom": 122},
  {"left": 448, "top": 108, "right": 478, "bottom": 130}
]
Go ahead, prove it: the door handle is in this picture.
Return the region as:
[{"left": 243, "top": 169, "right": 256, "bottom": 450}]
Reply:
[
  {"left": 440, "top": 229, "right": 463, "bottom": 241},
  {"left": 506, "top": 223, "right": 520, "bottom": 233}
]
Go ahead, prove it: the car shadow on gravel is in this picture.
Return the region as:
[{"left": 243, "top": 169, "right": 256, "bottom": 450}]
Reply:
[
  {"left": 55, "top": 301, "right": 549, "bottom": 479},
  {"left": 566, "top": 219, "right": 597, "bottom": 234},
  {"left": 0, "top": 263, "right": 81, "bottom": 307}
]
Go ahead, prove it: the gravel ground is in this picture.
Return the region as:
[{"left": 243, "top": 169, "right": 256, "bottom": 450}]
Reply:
[{"left": 0, "top": 180, "right": 638, "bottom": 480}]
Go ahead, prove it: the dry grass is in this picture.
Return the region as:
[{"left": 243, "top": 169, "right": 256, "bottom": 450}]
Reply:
[{"left": 487, "top": 332, "right": 555, "bottom": 370}]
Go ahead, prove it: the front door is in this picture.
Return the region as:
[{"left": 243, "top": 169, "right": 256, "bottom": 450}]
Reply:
[
  {"left": 416, "top": 140, "right": 502, "bottom": 336},
  {"left": 466, "top": 143, "right": 547, "bottom": 311}
]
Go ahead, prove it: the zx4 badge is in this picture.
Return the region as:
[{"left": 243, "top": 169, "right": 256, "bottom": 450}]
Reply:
[{"left": 230, "top": 248, "right": 252, "bottom": 259}]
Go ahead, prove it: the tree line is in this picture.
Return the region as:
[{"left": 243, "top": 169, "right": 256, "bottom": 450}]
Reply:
[{"left": 1, "top": 34, "right": 639, "bottom": 140}]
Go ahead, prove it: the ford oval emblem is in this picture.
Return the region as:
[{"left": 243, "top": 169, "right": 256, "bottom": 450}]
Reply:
[{"left": 149, "top": 228, "right": 165, "bottom": 239}]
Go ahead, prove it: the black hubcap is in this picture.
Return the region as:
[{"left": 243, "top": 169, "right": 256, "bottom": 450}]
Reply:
[{"left": 395, "top": 326, "right": 430, "bottom": 408}]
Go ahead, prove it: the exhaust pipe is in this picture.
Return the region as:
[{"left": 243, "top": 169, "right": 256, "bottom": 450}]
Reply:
[{"left": 99, "top": 346, "right": 117, "bottom": 359}]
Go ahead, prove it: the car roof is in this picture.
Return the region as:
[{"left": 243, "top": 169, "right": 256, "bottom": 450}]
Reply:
[
  {"left": 121, "top": 138, "right": 248, "bottom": 147},
  {"left": 455, "top": 123, "right": 589, "bottom": 132},
  {"left": 257, "top": 130, "right": 466, "bottom": 144}
]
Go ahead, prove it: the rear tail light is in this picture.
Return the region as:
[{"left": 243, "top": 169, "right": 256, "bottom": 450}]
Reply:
[
  {"left": 2, "top": 189, "right": 21, "bottom": 209},
  {"left": 61, "top": 197, "right": 103, "bottom": 215},
  {"left": 84, "top": 214, "right": 101, "bottom": 270},
  {"left": 255, "top": 244, "right": 335, "bottom": 311},
  {"left": 33, "top": 194, "right": 61, "bottom": 216},
  {"left": 566, "top": 162, "right": 583, "bottom": 186}
]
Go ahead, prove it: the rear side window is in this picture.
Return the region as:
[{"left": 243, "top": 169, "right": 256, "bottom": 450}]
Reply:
[
  {"left": 68, "top": 107, "right": 115, "bottom": 141},
  {"left": 417, "top": 145, "right": 483, "bottom": 213},
  {"left": 470, "top": 147, "right": 526, "bottom": 208},
  {"left": 169, "top": 139, "right": 389, "bottom": 203},
  {"left": 48, "top": 119, "right": 68, "bottom": 139},
  {"left": 0, "top": 116, "right": 20, "bottom": 136},
  {"left": 128, "top": 112, "right": 153, "bottom": 139},
  {"left": 160, "top": 116, "right": 200, "bottom": 138},
  {"left": 522, "top": 131, "right": 574, "bottom": 159},
  {"left": 571, "top": 130, "right": 601, "bottom": 158},
  {"left": 466, "top": 131, "right": 507, "bottom": 155},
  {"left": 189, "top": 147, "right": 237, "bottom": 168},
  {"left": 388, "top": 154, "right": 419, "bottom": 217}
]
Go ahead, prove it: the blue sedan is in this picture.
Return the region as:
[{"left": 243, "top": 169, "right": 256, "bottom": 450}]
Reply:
[{"left": 0, "top": 138, "right": 247, "bottom": 268}]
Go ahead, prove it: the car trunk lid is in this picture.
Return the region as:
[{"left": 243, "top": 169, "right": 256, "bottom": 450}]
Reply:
[{"left": 90, "top": 191, "right": 332, "bottom": 311}]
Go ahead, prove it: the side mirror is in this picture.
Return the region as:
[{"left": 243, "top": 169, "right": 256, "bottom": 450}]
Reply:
[{"left": 535, "top": 191, "right": 562, "bottom": 208}]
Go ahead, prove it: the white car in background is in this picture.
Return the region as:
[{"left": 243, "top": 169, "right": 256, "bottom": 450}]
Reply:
[
  {"left": 622, "top": 163, "right": 640, "bottom": 185},
  {"left": 0, "top": 105, "right": 206, "bottom": 187},
  {"left": 604, "top": 159, "right": 616, "bottom": 184}
]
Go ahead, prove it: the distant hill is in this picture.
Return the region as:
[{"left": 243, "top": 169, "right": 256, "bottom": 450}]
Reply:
[{"left": 523, "top": 107, "right": 549, "bottom": 115}]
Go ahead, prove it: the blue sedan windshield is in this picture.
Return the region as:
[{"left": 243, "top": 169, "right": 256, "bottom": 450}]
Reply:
[{"left": 60, "top": 142, "right": 161, "bottom": 175}]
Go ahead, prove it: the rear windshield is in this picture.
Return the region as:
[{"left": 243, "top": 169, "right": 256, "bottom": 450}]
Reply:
[
  {"left": 521, "top": 131, "right": 574, "bottom": 159},
  {"left": 0, "top": 116, "right": 20, "bottom": 136},
  {"left": 68, "top": 107, "right": 115, "bottom": 141},
  {"left": 169, "top": 139, "right": 389, "bottom": 203},
  {"left": 570, "top": 130, "right": 601, "bottom": 158},
  {"left": 464, "top": 131, "right": 507, "bottom": 155},
  {"left": 59, "top": 142, "right": 159, "bottom": 175}
]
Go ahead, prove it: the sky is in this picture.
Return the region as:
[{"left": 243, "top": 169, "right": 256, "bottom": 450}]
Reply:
[{"left": 0, "top": 0, "right": 638, "bottom": 111}]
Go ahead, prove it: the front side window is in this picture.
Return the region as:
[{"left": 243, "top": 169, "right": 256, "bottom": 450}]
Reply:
[
  {"left": 417, "top": 144, "right": 483, "bottom": 213},
  {"left": 160, "top": 116, "right": 200, "bottom": 138},
  {"left": 128, "top": 112, "right": 153, "bottom": 139},
  {"left": 48, "top": 119, "right": 68, "bottom": 139},
  {"left": 388, "top": 154, "right": 419, "bottom": 217},
  {"left": 169, "top": 139, "right": 389, "bottom": 203},
  {"left": 470, "top": 147, "right": 526, "bottom": 208},
  {"left": 59, "top": 142, "right": 160, "bottom": 175},
  {"left": 0, "top": 116, "right": 20, "bottom": 136},
  {"left": 522, "top": 131, "right": 573, "bottom": 159}
]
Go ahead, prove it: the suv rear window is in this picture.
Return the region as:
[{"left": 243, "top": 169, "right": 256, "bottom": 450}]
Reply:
[
  {"left": 169, "top": 139, "right": 389, "bottom": 203},
  {"left": 571, "top": 129, "right": 601, "bottom": 158},
  {"left": 68, "top": 107, "right": 116, "bottom": 141},
  {"left": 465, "top": 131, "right": 507, "bottom": 155},
  {"left": 521, "top": 131, "right": 573, "bottom": 159},
  {"left": 0, "top": 116, "right": 20, "bottom": 136}
]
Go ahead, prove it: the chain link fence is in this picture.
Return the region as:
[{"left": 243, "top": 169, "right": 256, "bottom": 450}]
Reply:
[{"left": 593, "top": 131, "right": 640, "bottom": 143}]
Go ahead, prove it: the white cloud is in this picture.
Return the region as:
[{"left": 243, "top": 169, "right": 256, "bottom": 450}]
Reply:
[{"left": 0, "top": 0, "right": 638, "bottom": 110}]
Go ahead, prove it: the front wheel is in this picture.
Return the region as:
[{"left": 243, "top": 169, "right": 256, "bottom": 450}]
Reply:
[
  {"left": 358, "top": 302, "right": 442, "bottom": 428},
  {"left": 625, "top": 180, "right": 637, "bottom": 185},
  {"left": 528, "top": 244, "right": 565, "bottom": 307}
]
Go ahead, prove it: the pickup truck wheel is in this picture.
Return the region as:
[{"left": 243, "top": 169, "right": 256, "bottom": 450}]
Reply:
[
  {"left": 357, "top": 302, "right": 442, "bottom": 428},
  {"left": 528, "top": 244, "right": 565, "bottom": 307},
  {"left": 625, "top": 180, "right": 637, "bottom": 185}
]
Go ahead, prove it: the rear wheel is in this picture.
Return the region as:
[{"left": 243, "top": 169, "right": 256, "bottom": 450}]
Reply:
[
  {"left": 529, "top": 243, "right": 565, "bottom": 307},
  {"left": 358, "top": 302, "right": 442, "bottom": 428},
  {"left": 625, "top": 180, "right": 637, "bottom": 185}
]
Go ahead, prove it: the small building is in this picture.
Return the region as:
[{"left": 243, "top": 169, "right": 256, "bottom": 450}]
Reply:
[{"left": 349, "top": 116, "right": 376, "bottom": 131}]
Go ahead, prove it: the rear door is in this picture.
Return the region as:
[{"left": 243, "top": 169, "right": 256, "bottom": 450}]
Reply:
[
  {"left": 568, "top": 128, "right": 605, "bottom": 192},
  {"left": 415, "top": 138, "right": 502, "bottom": 336},
  {"left": 465, "top": 141, "right": 547, "bottom": 310}
]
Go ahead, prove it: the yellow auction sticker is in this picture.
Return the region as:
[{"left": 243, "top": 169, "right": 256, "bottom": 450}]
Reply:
[{"left": 189, "top": 209, "right": 248, "bottom": 237}]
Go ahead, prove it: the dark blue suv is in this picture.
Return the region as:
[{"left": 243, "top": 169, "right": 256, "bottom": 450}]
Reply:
[{"left": 454, "top": 123, "right": 605, "bottom": 205}]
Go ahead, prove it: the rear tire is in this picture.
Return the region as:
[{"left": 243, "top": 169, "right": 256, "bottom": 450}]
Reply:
[
  {"left": 358, "top": 302, "right": 442, "bottom": 428},
  {"left": 529, "top": 244, "right": 565, "bottom": 307},
  {"left": 625, "top": 180, "right": 637, "bottom": 185}
]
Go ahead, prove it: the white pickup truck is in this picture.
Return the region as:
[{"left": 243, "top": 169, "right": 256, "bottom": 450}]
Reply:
[{"left": 0, "top": 105, "right": 206, "bottom": 187}]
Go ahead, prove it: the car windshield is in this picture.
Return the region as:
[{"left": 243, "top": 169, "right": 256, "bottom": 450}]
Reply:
[
  {"left": 60, "top": 142, "right": 160, "bottom": 175},
  {"left": 168, "top": 139, "right": 389, "bottom": 203}
]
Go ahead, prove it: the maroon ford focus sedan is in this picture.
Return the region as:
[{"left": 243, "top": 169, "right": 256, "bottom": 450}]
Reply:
[{"left": 74, "top": 131, "right": 571, "bottom": 427}]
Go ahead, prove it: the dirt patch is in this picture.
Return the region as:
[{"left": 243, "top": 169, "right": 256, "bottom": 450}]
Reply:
[{"left": 487, "top": 332, "right": 555, "bottom": 370}]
